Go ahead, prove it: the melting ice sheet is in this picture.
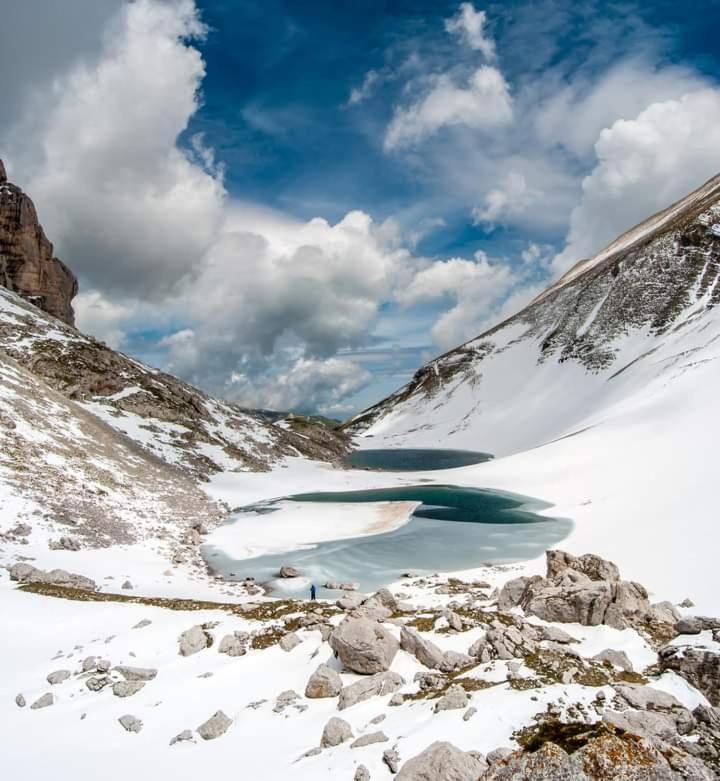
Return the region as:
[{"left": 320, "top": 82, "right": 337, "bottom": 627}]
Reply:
[{"left": 202, "top": 484, "right": 572, "bottom": 595}]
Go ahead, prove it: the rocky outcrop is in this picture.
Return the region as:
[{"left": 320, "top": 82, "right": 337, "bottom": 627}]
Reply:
[
  {"left": 9, "top": 563, "right": 97, "bottom": 592},
  {"left": 659, "top": 644, "right": 720, "bottom": 706},
  {"left": 0, "top": 160, "right": 77, "bottom": 324}
]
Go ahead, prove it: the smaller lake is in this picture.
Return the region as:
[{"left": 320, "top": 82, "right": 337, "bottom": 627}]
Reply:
[
  {"left": 345, "top": 448, "right": 493, "bottom": 471},
  {"left": 202, "top": 484, "right": 572, "bottom": 595}
]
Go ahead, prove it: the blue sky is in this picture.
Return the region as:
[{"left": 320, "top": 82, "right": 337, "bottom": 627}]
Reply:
[{"left": 3, "top": 0, "right": 720, "bottom": 415}]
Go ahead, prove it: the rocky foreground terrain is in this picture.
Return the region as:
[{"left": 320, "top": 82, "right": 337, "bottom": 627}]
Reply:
[{"left": 5, "top": 549, "right": 720, "bottom": 779}]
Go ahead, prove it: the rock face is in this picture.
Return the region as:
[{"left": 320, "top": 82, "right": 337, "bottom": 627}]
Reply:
[
  {"left": 396, "top": 741, "right": 488, "bottom": 780},
  {"left": 0, "top": 160, "right": 77, "bottom": 324},
  {"left": 329, "top": 617, "right": 399, "bottom": 674},
  {"left": 659, "top": 645, "right": 720, "bottom": 706}
]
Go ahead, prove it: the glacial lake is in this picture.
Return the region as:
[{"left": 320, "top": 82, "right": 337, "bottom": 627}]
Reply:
[
  {"left": 202, "top": 478, "right": 572, "bottom": 595},
  {"left": 344, "top": 448, "right": 493, "bottom": 471}
]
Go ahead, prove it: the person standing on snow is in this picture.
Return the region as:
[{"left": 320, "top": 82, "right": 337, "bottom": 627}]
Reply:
[{"left": 310, "top": 583, "right": 317, "bottom": 601}]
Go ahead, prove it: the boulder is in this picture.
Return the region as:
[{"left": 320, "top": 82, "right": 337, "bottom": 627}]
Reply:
[
  {"left": 353, "top": 598, "right": 393, "bottom": 622},
  {"left": 15, "top": 693, "right": 26, "bottom": 708},
  {"left": 305, "top": 664, "right": 342, "bottom": 699},
  {"left": 197, "top": 710, "right": 232, "bottom": 740},
  {"left": 354, "top": 765, "right": 371, "bottom": 781},
  {"left": 592, "top": 649, "right": 634, "bottom": 672},
  {"left": 9, "top": 563, "right": 96, "bottom": 592},
  {"left": 326, "top": 581, "right": 359, "bottom": 591},
  {"left": 400, "top": 626, "right": 444, "bottom": 669},
  {"left": 118, "top": 714, "right": 143, "bottom": 733},
  {"left": 170, "top": 729, "right": 193, "bottom": 746},
  {"left": 30, "top": 693, "right": 54, "bottom": 710},
  {"left": 218, "top": 631, "right": 249, "bottom": 657},
  {"left": 86, "top": 675, "right": 112, "bottom": 692},
  {"left": 113, "top": 681, "right": 145, "bottom": 698},
  {"left": 443, "top": 609, "right": 464, "bottom": 632},
  {"left": 114, "top": 666, "right": 157, "bottom": 681},
  {"left": 434, "top": 683, "right": 468, "bottom": 713},
  {"left": 351, "top": 731, "right": 388, "bottom": 748},
  {"left": 179, "top": 625, "right": 213, "bottom": 656},
  {"left": 384, "top": 748, "right": 401, "bottom": 773},
  {"left": 439, "top": 651, "right": 474, "bottom": 673},
  {"left": 321, "top": 716, "right": 353, "bottom": 747},
  {"left": 46, "top": 669, "right": 71, "bottom": 685},
  {"left": 337, "top": 592, "right": 364, "bottom": 610},
  {"left": 338, "top": 671, "right": 404, "bottom": 710},
  {"left": 497, "top": 576, "right": 542, "bottom": 611},
  {"left": 329, "top": 617, "right": 399, "bottom": 674},
  {"left": 279, "top": 632, "right": 301, "bottom": 652},
  {"left": 396, "top": 741, "right": 487, "bottom": 780},
  {"left": 279, "top": 566, "right": 301, "bottom": 578},
  {"left": 48, "top": 536, "right": 81, "bottom": 551},
  {"left": 372, "top": 588, "right": 399, "bottom": 611}
]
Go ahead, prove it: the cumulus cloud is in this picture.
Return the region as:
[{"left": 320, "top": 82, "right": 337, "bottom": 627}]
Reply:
[
  {"left": 384, "top": 66, "right": 512, "bottom": 150},
  {"left": 445, "top": 3, "right": 495, "bottom": 60},
  {"left": 553, "top": 88, "right": 720, "bottom": 272},
  {"left": 74, "top": 290, "right": 135, "bottom": 349},
  {"left": 7, "top": 0, "right": 225, "bottom": 298},
  {"left": 471, "top": 171, "right": 539, "bottom": 226}
]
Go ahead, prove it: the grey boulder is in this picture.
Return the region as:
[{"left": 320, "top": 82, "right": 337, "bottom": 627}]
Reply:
[
  {"left": 330, "top": 617, "right": 399, "bottom": 674},
  {"left": 197, "top": 710, "right": 232, "bottom": 740},
  {"left": 339, "top": 671, "right": 404, "bottom": 710},
  {"left": 46, "top": 669, "right": 71, "bottom": 685},
  {"left": 396, "top": 741, "right": 487, "bottom": 780},
  {"left": 400, "top": 626, "right": 444, "bottom": 669},
  {"left": 320, "top": 716, "right": 353, "bottom": 747},
  {"left": 179, "top": 625, "right": 213, "bottom": 656},
  {"left": 305, "top": 663, "right": 342, "bottom": 699},
  {"left": 118, "top": 715, "right": 142, "bottom": 733}
]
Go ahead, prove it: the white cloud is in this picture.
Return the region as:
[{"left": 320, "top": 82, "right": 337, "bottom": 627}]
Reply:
[
  {"left": 384, "top": 66, "right": 512, "bottom": 150},
  {"left": 228, "top": 357, "right": 372, "bottom": 415},
  {"left": 471, "top": 171, "right": 539, "bottom": 226},
  {"left": 74, "top": 290, "right": 135, "bottom": 349},
  {"left": 553, "top": 88, "right": 720, "bottom": 273},
  {"left": 7, "top": 0, "right": 225, "bottom": 298},
  {"left": 347, "top": 69, "right": 381, "bottom": 106},
  {"left": 445, "top": 3, "right": 495, "bottom": 60}
]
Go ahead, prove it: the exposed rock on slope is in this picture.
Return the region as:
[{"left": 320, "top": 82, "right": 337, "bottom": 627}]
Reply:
[
  {"left": 0, "top": 160, "right": 77, "bottom": 325},
  {"left": 345, "top": 173, "right": 720, "bottom": 455}
]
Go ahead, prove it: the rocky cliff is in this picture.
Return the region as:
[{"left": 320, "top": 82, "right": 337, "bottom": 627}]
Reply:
[{"left": 0, "top": 159, "right": 78, "bottom": 325}]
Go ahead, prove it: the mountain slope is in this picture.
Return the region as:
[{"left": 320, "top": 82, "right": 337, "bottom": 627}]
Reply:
[{"left": 346, "top": 173, "right": 720, "bottom": 456}]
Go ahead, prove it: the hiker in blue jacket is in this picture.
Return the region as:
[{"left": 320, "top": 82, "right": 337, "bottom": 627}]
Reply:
[{"left": 310, "top": 583, "right": 317, "bottom": 601}]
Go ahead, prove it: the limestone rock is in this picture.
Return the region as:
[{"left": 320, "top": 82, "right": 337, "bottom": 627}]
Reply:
[
  {"left": 279, "top": 566, "right": 301, "bottom": 578},
  {"left": 351, "top": 731, "right": 388, "bottom": 748},
  {"left": 400, "top": 626, "right": 444, "bottom": 669},
  {"left": 197, "top": 710, "right": 232, "bottom": 740},
  {"left": 279, "top": 632, "right": 302, "bottom": 652},
  {"left": 179, "top": 625, "right": 213, "bottom": 656},
  {"left": 338, "top": 671, "right": 404, "bottom": 710},
  {"left": 0, "top": 162, "right": 78, "bottom": 324},
  {"left": 170, "top": 729, "right": 194, "bottom": 745},
  {"left": 659, "top": 645, "right": 720, "bottom": 706},
  {"left": 15, "top": 693, "right": 26, "bottom": 708},
  {"left": 321, "top": 716, "right": 353, "bottom": 747},
  {"left": 396, "top": 741, "right": 487, "bottom": 780},
  {"left": 337, "top": 592, "right": 364, "bottom": 610},
  {"left": 218, "top": 631, "right": 249, "bottom": 657},
  {"left": 113, "top": 680, "right": 145, "bottom": 698},
  {"left": 434, "top": 683, "right": 468, "bottom": 713},
  {"left": 592, "top": 648, "right": 634, "bottom": 672},
  {"left": 86, "top": 675, "right": 112, "bottom": 692},
  {"left": 9, "top": 563, "right": 96, "bottom": 592},
  {"left": 354, "top": 765, "right": 371, "bottom": 781},
  {"left": 118, "top": 714, "right": 143, "bottom": 733},
  {"left": 384, "top": 748, "right": 401, "bottom": 773},
  {"left": 48, "top": 536, "right": 81, "bottom": 551},
  {"left": 330, "top": 617, "right": 399, "bottom": 674},
  {"left": 546, "top": 549, "right": 621, "bottom": 582},
  {"left": 46, "top": 669, "right": 71, "bottom": 685},
  {"left": 30, "top": 692, "right": 54, "bottom": 709},
  {"left": 439, "top": 651, "right": 474, "bottom": 673},
  {"left": 114, "top": 666, "right": 157, "bottom": 681},
  {"left": 305, "top": 663, "right": 342, "bottom": 699}
]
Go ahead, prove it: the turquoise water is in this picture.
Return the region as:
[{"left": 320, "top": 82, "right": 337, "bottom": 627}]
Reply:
[
  {"left": 345, "top": 448, "right": 493, "bottom": 471},
  {"left": 203, "top": 482, "right": 572, "bottom": 595}
]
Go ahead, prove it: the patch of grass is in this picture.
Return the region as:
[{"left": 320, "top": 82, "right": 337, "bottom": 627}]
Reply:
[{"left": 516, "top": 719, "right": 616, "bottom": 754}]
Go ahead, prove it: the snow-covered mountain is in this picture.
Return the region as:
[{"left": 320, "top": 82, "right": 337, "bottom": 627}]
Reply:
[{"left": 347, "top": 173, "right": 720, "bottom": 456}]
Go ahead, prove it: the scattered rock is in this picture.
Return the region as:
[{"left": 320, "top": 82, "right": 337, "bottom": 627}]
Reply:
[
  {"left": 592, "top": 648, "right": 634, "bottom": 672},
  {"left": 337, "top": 592, "right": 365, "bottom": 610},
  {"left": 30, "top": 692, "right": 54, "bottom": 710},
  {"left": 197, "top": 710, "right": 232, "bottom": 740},
  {"left": 439, "top": 650, "right": 474, "bottom": 672},
  {"left": 179, "top": 625, "right": 213, "bottom": 656},
  {"left": 113, "top": 681, "right": 145, "bottom": 698},
  {"left": 118, "top": 714, "right": 143, "bottom": 733},
  {"left": 46, "top": 669, "right": 71, "bottom": 685},
  {"left": 169, "top": 729, "right": 193, "bottom": 746},
  {"left": 679, "top": 598, "right": 695, "bottom": 608},
  {"left": 48, "top": 536, "right": 81, "bottom": 551},
  {"left": 369, "top": 713, "right": 386, "bottom": 725},
  {"left": 274, "top": 689, "right": 301, "bottom": 713},
  {"left": 384, "top": 748, "right": 401, "bottom": 773},
  {"left": 81, "top": 656, "right": 99, "bottom": 672},
  {"left": 338, "top": 671, "right": 404, "bottom": 710},
  {"left": 15, "top": 693, "right": 26, "bottom": 708},
  {"left": 400, "top": 626, "right": 444, "bottom": 669},
  {"left": 279, "top": 566, "right": 301, "bottom": 578},
  {"left": 354, "top": 765, "right": 371, "bottom": 781},
  {"left": 321, "top": 716, "right": 353, "bottom": 747},
  {"left": 463, "top": 707, "right": 477, "bottom": 722},
  {"left": 396, "top": 741, "right": 487, "bottom": 780},
  {"left": 121, "top": 580, "right": 133, "bottom": 590},
  {"left": 326, "top": 581, "right": 359, "bottom": 591},
  {"left": 218, "top": 631, "right": 249, "bottom": 657},
  {"left": 443, "top": 609, "right": 464, "bottom": 632},
  {"left": 329, "top": 617, "right": 399, "bottom": 674},
  {"left": 279, "top": 632, "right": 302, "bottom": 652},
  {"left": 114, "top": 666, "right": 157, "bottom": 681},
  {"left": 86, "top": 675, "right": 112, "bottom": 692},
  {"left": 351, "top": 731, "right": 388, "bottom": 748},
  {"left": 305, "top": 663, "right": 342, "bottom": 699},
  {"left": 9, "top": 563, "right": 97, "bottom": 592},
  {"left": 132, "top": 619, "right": 152, "bottom": 629},
  {"left": 434, "top": 683, "right": 469, "bottom": 713},
  {"left": 659, "top": 645, "right": 720, "bottom": 706},
  {"left": 389, "top": 693, "right": 405, "bottom": 707}
]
